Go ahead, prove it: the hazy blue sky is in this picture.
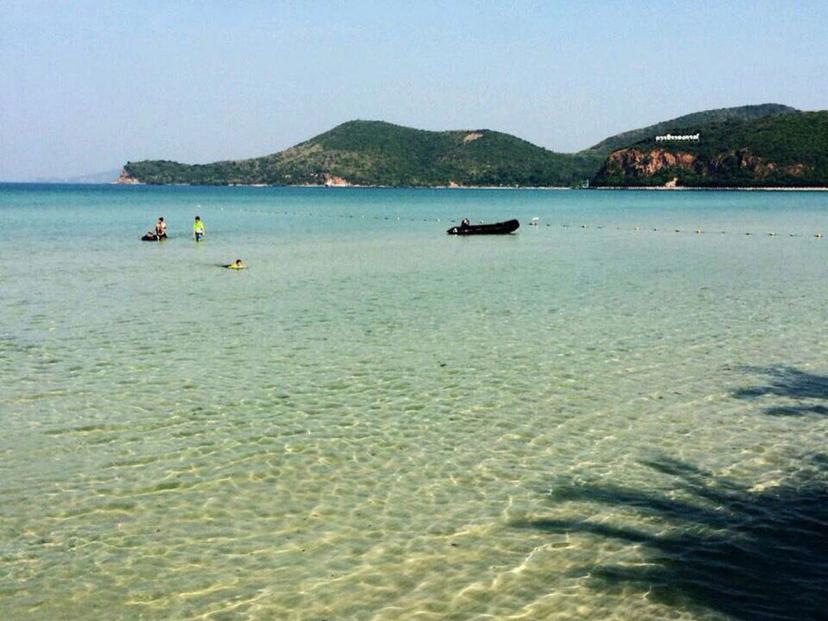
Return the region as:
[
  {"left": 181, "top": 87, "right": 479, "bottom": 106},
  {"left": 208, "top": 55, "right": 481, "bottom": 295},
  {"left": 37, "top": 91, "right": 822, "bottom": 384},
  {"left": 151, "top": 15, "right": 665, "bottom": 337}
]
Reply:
[{"left": 2, "top": 0, "right": 826, "bottom": 180}]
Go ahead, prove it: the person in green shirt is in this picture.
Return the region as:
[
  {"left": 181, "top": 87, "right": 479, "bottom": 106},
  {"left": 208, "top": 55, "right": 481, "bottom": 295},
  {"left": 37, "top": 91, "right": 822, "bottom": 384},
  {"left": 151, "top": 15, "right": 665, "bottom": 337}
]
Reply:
[{"left": 192, "top": 216, "right": 205, "bottom": 242}]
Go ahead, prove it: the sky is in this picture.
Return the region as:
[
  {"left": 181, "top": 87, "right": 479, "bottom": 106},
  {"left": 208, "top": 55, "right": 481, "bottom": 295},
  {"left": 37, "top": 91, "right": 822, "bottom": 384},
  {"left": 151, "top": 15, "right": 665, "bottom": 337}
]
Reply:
[{"left": 1, "top": 0, "right": 827, "bottom": 181}]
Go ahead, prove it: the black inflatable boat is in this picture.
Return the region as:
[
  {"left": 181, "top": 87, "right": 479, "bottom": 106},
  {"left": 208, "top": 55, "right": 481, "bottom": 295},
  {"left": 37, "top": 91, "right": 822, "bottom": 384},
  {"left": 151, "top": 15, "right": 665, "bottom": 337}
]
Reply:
[{"left": 447, "top": 219, "right": 519, "bottom": 235}]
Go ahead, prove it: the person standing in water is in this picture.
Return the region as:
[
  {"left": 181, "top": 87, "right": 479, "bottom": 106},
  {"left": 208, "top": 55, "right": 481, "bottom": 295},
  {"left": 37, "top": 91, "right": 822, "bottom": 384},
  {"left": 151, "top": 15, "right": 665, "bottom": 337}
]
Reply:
[
  {"left": 192, "top": 216, "right": 205, "bottom": 242},
  {"left": 155, "top": 217, "right": 167, "bottom": 239}
]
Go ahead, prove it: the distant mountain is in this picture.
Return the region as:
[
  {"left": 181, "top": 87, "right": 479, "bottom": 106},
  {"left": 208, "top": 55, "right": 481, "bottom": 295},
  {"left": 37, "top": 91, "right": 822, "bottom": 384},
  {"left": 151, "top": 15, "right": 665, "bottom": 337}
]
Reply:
[
  {"left": 120, "top": 104, "right": 822, "bottom": 188},
  {"left": 591, "top": 110, "right": 828, "bottom": 188},
  {"left": 35, "top": 169, "right": 121, "bottom": 184},
  {"left": 122, "top": 121, "right": 601, "bottom": 187},
  {"left": 582, "top": 104, "right": 799, "bottom": 157}
]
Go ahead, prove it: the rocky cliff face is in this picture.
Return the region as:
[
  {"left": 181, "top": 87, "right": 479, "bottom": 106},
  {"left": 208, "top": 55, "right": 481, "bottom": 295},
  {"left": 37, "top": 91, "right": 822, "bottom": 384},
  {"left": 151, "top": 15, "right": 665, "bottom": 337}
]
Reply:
[
  {"left": 114, "top": 168, "right": 141, "bottom": 184},
  {"left": 320, "top": 173, "right": 350, "bottom": 187},
  {"left": 604, "top": 148, "right": 696, "bottom": 177},
  {"left": 595, "top": 147, "right": 810, "bottom": 186}
]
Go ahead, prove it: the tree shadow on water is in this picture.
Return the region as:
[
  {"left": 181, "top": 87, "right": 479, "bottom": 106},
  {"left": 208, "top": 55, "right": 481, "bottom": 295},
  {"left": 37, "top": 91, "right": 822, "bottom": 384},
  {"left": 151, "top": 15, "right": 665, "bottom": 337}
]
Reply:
[
  {"left": 517, "top": 456, "right": 828, "bottom": 621},
  {"left": 733, "top": 366, "right": 828, "bottom": 416}
]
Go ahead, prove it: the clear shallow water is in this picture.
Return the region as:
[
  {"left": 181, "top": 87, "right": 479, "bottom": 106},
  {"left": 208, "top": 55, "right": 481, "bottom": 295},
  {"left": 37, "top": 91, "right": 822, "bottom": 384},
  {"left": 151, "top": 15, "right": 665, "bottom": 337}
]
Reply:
[{"left": 1, "top": 185, "right": 827, "bottom": 620}]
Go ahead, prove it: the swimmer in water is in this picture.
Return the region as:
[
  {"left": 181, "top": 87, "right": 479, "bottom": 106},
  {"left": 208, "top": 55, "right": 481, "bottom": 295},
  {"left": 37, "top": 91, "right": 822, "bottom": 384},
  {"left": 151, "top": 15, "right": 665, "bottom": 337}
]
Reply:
[{"left": 225, "top": 259, "right": 246, "bottom": 270}]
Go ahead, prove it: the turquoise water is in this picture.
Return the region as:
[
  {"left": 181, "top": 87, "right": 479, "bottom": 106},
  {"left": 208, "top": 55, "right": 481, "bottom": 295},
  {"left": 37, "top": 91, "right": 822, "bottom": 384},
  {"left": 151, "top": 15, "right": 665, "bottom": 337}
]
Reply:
[{"left": 1, "top": 184, "right": 827, "bottom": 620}]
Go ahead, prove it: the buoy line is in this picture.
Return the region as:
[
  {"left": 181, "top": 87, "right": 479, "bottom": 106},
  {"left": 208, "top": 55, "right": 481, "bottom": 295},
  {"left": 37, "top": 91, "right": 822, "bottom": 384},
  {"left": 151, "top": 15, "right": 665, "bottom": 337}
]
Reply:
[{"left": 197, "top": 206, "right": 825, "bottom": 238}]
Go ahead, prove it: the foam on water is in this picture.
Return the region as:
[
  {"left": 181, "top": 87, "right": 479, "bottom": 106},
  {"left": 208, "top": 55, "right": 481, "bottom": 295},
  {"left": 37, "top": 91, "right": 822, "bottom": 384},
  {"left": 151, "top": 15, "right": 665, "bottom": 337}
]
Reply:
[{"left": 1, "top": 185, "right": 827, "bottom": 620}]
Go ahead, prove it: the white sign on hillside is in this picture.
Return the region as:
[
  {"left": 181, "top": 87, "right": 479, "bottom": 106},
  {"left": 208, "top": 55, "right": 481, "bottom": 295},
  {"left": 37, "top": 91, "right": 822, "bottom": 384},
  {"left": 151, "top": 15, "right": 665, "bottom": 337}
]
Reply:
[{"left": 655, "top": 133, "right": 700, "bottom": 142}]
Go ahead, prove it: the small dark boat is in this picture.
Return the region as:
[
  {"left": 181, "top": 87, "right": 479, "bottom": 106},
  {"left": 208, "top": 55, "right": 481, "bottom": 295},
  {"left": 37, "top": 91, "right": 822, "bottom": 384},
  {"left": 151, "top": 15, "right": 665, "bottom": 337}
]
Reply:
[{"left": 447, "top": 219, "right": 520, "bottom": 235}]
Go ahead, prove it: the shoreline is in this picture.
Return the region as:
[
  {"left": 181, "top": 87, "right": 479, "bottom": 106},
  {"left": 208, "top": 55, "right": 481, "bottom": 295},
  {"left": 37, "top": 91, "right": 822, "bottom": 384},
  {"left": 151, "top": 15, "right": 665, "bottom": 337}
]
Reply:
[
  {"left": 109, "top": 180, "right": 828, "bottom": 191},
  {"left": 5, "top": 180, "right": 828, "bottom": 192},
  {"left": 589, "top": 185, "right": 828, "bottom": 192}
]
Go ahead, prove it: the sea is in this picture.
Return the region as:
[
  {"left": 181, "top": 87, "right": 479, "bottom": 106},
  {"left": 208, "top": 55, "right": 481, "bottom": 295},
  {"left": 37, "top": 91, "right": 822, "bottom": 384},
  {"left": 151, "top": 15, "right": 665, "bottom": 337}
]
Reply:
[{"left": 1, "top": 184, "right": 826, "bottom": 621}]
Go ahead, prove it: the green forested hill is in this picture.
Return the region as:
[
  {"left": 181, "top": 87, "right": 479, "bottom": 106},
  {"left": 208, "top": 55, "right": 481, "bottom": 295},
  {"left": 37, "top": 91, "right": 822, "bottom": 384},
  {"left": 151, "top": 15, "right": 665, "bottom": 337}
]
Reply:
[
  {"left": 582, "top": 103, "right": 798, "bottom": 157},
  {"left": 123, "top": 121, "right": 601, "bottom": 187},
  {"left": 121, "top": 105, "right": 824, "bottom": 188},
  {"left": 591, "top": 111, "right": 828, "bottom": 187}
]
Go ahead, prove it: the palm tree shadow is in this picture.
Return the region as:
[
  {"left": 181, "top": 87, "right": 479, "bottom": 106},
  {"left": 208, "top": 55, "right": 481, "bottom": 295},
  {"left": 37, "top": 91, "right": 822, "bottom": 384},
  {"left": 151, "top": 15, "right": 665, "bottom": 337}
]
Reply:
[
  {"left": 733, "top": 366, "right": 828, "bottom": 416},
  {"left": 517, "top": 456, "right": 828, "bottom": 620}
]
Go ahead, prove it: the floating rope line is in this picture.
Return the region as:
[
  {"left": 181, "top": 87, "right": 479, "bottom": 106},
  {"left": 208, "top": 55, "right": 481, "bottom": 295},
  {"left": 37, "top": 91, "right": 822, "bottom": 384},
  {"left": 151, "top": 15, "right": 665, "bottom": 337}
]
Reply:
[{"left": 206, "top": 206, "right": 825, "bottom": 238}]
